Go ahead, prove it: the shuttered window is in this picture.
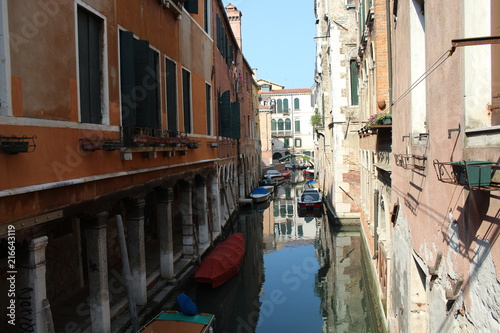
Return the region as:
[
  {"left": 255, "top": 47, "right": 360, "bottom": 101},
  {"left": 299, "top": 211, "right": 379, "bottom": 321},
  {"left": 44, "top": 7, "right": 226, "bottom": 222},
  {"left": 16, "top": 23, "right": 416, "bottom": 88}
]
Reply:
[
  {"left": 78, "top": 8, "right": 102, "bottom": 124},
  {"left": 219, "top": 90, "right": 231, "bottom": 137},
  {"left": 285, "top": 118, "right": 291, "bottom": 130},
  {"left": 294, "top": 98, "right": 300, "bottom": 110},
  {"left": 231, "top": 101, "right": 241, "bottom": 139},
  {"left": 350, "top": 59, "right": 359, "bottom": 106},
  {"left": 295, "top": 119, "right": 301, "bottom": 132},
  {"left": 184, "top": 0, "right": 198, "bottom": 14},
  {"left": 182, "top": 68, "right": 192, "bottom": 133},
  {"left": 166, "top": 58, "right": 178, "bottom": 131},
  {"left": 206, "top": 83, "right": 212, "bottom": 135},
  {"left": 119, "top": 30, "right": 160, "bottom": 128}
]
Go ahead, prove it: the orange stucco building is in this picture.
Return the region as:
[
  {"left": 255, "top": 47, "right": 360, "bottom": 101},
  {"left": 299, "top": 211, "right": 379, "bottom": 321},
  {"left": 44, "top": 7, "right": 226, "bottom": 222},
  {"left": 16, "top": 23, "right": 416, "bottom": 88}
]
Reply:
[{"left": 0, "top": 0, "right": 259, "bottom": 331}]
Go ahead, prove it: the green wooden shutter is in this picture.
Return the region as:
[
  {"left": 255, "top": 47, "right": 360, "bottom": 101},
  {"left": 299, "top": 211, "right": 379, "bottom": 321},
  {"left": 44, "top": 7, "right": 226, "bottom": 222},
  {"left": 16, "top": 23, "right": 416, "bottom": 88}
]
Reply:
[
  {"left": 134, "top": 39, "right": 150, "bottom": 127},
  {"left": 78, "top": 9, "right": 101, "bottom": 124},
  {"left": 206, "top": 83, "right": 212, "bottom": 135},
  {"left": 166, "top": 58, "right": 178, "bottom": 131},
  {"left": 219, "top": 90, "right": 231, "bottom": 137},
  {"left": 350, "top": 59, "right": 359, "bottom": 106},
  {"left": 78, "top": 9, "right": 90, "bottom": 123},
  {"left": 231, "top": 102, "right": 240, "bottom": 139},
  {"left": 182, "top": 69, "right": 192, "bottom": 133},
  {"left": 147, "top": 48, "right": 159, "bottom": 129},
  {"left": 120, "top": 30, "right": 136, "bottom": 126},
  {"left": 184, "top": 0, "right": 198, "bottom": 14},
  {"left": 295, "top": 119, "right": 301, "bottom": 132}
]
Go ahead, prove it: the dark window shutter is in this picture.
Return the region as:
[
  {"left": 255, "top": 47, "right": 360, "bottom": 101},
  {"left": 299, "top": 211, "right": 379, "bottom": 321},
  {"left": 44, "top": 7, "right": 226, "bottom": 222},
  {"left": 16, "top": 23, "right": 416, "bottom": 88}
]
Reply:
[
  {"left": 206, "top": 84, "right": 212, "bottom": 135},
  {"left": 78, "top": 9, "right": 101, "bottom": 124},
  {"left": 184, "top": 0, "right": 198, "bottom": 14},
  {"left": 219, "top": 90, "right": 231, "bottom": 137},
  {"left": 230, "top": 102, "right": 240, "bottom": 139},
  {"left": 134, "top": 39, "right": 150, "bottom": 127},
  {"left": 166, "top": 58, "right": 178, "bottom": 131},
  {"left": 182, "top": 69, "right": 192, "bottom": 133},
  {"left": 120, "top": 30, "right": 136, "bottom": 126},
  {"left": 350, "top": 59, "right": 359, "bottom": 106},
  {"left": 147, "top": 48, "right": 159, "bottom": 129},
  {"left": 78, "top": 10, "right": 90, "bottom": 123}
]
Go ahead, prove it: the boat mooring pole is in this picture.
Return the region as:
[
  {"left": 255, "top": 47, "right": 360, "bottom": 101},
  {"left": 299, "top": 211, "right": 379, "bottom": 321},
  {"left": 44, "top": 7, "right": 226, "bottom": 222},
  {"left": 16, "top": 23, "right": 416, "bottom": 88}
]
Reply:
[{"left": 115, "top": 214, "right": 139, "bottom": 332}]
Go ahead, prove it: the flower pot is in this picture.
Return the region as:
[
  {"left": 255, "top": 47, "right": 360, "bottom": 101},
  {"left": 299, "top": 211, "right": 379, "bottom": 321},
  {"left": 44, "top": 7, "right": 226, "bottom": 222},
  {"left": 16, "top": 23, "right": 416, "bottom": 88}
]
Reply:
[
  {"left": 1, "top": 141, "right": 29, "bottom": 154},
  {"left": 450, "top": 161, "right": 492, "bottom": 187}
]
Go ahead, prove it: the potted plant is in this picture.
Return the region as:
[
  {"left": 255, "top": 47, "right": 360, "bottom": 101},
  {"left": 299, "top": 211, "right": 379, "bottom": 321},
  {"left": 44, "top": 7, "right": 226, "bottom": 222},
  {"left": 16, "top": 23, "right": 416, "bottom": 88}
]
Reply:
[{"left": 450, "top": 160, "right": 493, "bottom": 187}]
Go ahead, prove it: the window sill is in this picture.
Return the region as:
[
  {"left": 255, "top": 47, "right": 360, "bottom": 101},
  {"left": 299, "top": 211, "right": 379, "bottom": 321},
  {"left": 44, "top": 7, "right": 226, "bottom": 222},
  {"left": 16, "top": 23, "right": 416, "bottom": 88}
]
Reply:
[{"left": 465, "top": 125, "right": 500, "bottom": 135}]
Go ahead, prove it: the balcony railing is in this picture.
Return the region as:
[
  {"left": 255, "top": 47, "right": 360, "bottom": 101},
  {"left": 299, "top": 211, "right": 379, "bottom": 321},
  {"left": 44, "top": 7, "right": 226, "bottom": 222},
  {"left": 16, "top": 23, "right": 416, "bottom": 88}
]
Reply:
[
  {"left": 271, "top": 130, "right": 293, "bottom": 138},
  {"left": 122, "top": 127, "right": 198, "bottom": 149},
  {"left": 0, "top": 135, "right": 37, "bottom": 154},
  {"left": 433, "top": 160, "right": 499, "bottom": 191}
]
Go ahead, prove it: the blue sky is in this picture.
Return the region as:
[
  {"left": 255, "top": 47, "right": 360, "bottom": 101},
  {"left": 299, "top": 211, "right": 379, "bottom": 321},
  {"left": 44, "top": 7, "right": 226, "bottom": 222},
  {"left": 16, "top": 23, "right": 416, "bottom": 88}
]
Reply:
[{"left": 222, "top": 0, "right": 316, "bottom": 89}]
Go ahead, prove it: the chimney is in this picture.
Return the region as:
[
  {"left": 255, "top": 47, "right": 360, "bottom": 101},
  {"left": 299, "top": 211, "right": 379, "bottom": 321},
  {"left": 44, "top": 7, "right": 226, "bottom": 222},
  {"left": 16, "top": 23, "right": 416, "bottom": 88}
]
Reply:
[{"left": 225, "top": 3, "right": 242, "bottom": 50}]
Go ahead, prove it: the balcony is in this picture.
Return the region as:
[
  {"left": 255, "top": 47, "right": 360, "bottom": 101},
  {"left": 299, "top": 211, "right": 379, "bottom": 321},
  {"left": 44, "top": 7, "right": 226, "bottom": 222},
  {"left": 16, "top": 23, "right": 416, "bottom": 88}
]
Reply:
[
  {"left": 271, "top": 130, "right": 293, "bottom": 138},
  {"left": 433, "top": 160, "right": 500, "bottom": 191}
]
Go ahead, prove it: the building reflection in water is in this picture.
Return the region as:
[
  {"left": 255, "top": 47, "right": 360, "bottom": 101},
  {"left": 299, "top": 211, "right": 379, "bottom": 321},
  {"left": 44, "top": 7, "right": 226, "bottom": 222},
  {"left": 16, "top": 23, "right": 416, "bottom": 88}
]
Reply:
[{"left": 185, "top": 179, "right": 381, "bottom": 332}]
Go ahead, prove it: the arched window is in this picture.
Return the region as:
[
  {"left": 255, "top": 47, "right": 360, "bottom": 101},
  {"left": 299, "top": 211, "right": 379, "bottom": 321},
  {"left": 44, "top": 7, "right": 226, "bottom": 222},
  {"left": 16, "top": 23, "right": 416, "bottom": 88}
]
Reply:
[
  {"left": 285, "top": 118, "right": 291, "bottom": 130},
  {"left": 277, "top": 99, "right": 283, "bottom": 113},
  {"left": 271, "top": 119, "right": 277, "bottom": 130},
  {"left": 294, "top": 98, "right": 300, "bottom": 110},
  {"left": 283, "top": 99, "right": 289, "bottom": 113},
  {"left": 277, "top": 119, "right": 284, "bottom": 130}
]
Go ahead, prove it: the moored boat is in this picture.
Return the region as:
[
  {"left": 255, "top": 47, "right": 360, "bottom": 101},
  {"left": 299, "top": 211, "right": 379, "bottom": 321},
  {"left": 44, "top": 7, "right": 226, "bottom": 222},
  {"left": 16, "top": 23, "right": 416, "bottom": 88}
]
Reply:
[
  {"left": 297, "top": 188, "right": 323, "bottom": 210},
  {"left": 265, "top": 169, "right": 285, "bottom": 183},
  {"left": 250, "top": 187, "right": 271, "bottom": 203},
  {"left": 194, "top": 233, "right": 245, "bottom": 288},
  {"left": 280, "top": 170, "right": 291, "bottom": 178},
  {"left": 139, "top": 311, "right": 215, "bottom": 333}
]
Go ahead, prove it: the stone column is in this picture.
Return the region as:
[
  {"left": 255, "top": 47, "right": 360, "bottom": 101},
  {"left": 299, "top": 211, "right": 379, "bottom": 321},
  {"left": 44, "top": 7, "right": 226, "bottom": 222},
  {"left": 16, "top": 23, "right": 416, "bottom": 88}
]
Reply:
[
  {"left": 125, "top": 197, "right": 147, "bottom": 305},
  {"left": 84, "top": 212, "right": 111, "bottom": 332},
  {"left": 157, "top": 188, "right": 175, "bottom": 280},
  {"left": 18, "top": 236, "right": 50, "bottom": 333},
  {"left": 196, "top": 182, "right": 210, "bottom": 244},
  {"left": 180, "top": 181, "right": 195, "bottom": 258},
  {"left": 210, "top": 177, "right": 221, "bottom": 234}
]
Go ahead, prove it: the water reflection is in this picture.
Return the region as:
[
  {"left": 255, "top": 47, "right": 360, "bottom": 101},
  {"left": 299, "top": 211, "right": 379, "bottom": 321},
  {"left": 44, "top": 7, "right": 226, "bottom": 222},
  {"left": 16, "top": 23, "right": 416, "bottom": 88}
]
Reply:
[{"left": 183, "top": 179, "right": 381, "bottom": 333}]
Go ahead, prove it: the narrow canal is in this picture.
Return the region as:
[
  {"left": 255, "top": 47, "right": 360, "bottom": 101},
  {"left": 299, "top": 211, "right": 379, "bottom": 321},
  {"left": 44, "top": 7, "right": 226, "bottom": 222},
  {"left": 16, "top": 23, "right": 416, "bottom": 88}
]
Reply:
[{"left": 181, "top": 177, "right": 383, "bottom": 333}]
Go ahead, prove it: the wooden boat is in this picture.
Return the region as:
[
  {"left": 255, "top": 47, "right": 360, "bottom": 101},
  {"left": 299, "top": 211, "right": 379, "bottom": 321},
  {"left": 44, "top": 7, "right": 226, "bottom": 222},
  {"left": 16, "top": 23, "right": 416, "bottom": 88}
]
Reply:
[
  {"left": 250, "top": 187, "right": 271, "bottom": 203},
  {"left": 265, "top": 169, "right": 285, "bottom": 183},
  {"left": 139, "top": 311, "right": 215, "bottom": 333},
  {"left": 195, "top": 233, "right": 245, "bottom": 288},
  {"left": 297, "top": 188, "right": 323, "bottom": 210}
]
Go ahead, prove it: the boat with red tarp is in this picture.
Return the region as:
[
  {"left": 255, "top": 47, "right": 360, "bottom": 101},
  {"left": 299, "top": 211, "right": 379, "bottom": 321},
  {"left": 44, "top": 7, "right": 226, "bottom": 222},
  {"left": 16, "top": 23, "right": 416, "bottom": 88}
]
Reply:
[{"left": 194, "top": 233, "right": 245, "bottom": 288}]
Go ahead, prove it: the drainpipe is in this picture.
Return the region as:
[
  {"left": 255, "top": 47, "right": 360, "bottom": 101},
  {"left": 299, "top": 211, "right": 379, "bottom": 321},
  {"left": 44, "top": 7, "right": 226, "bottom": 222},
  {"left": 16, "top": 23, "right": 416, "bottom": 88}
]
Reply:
[
  {"left": 373, "top": 190, "right": 379, "bottom": 259},
  {"left": 386, "top": 0, "right": 393, "bottom": 106}
]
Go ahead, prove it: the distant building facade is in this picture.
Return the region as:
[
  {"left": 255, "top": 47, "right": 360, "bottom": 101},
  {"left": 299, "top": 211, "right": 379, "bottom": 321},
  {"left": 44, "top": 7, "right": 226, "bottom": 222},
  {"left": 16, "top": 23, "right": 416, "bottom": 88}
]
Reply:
[{"left": 259, "top": 88, "right": 315, "bottom": 166}]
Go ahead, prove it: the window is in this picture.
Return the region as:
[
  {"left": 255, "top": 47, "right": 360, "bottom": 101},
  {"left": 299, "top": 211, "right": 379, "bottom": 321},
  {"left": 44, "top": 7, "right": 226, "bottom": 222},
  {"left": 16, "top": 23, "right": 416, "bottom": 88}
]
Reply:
[
  {"left": 295, "top": 138, "right": 302, "bottom": 147},
  {"left": 285, "top": 118, "right": 291, "bottom": 130},
  {"left": 277, "top": 99, "right": 283, "bottom": 113},
  {"left": 120, "top": 30, "right": 160, "bottom": 128},
  {"left": 283, "top": 99, "right": 289, "bottom": 113},
  {"left": 206, "top": 83, "right": 212, "bottom": 135},
  {"left": 294, "top": 98, "right": 300, "bottom": 110},
  {"left": 350, "top": 59, "right": 359, "bottom": 106},
  {"left": 218, "top": 90, "right": 240, "bottom": 139},
  {"left": 204, "top": 0, "right": 210, "bottom": 34},
  {"left": 271, "top": 119, "right": 276, "bottom": 130},
  {"left": 182, "top": 68, "right": 192, "bottom": 133},
  {"left": 78, "top": 8, "right": 103, "bottom": 124},
  {"left": 166, "top": 58, "right": 178, "bottom": 131},
  {"left": 284, "top": 138, "right": 290, "bottom": 147},
  {"left": 463, "top": 1, "right": 500, "bottom": 137},
  {"left": 184, "top": 0, "right": 198, "bottom": 14},
  {"left": 278, "top": 119, "right": 284, "bottom": 130},
  {"left": 410, "top": 0, "right": 426, "bottom": 144},
  {"left": 295, "top": 119, "right": 301, "bottom": 132}
]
